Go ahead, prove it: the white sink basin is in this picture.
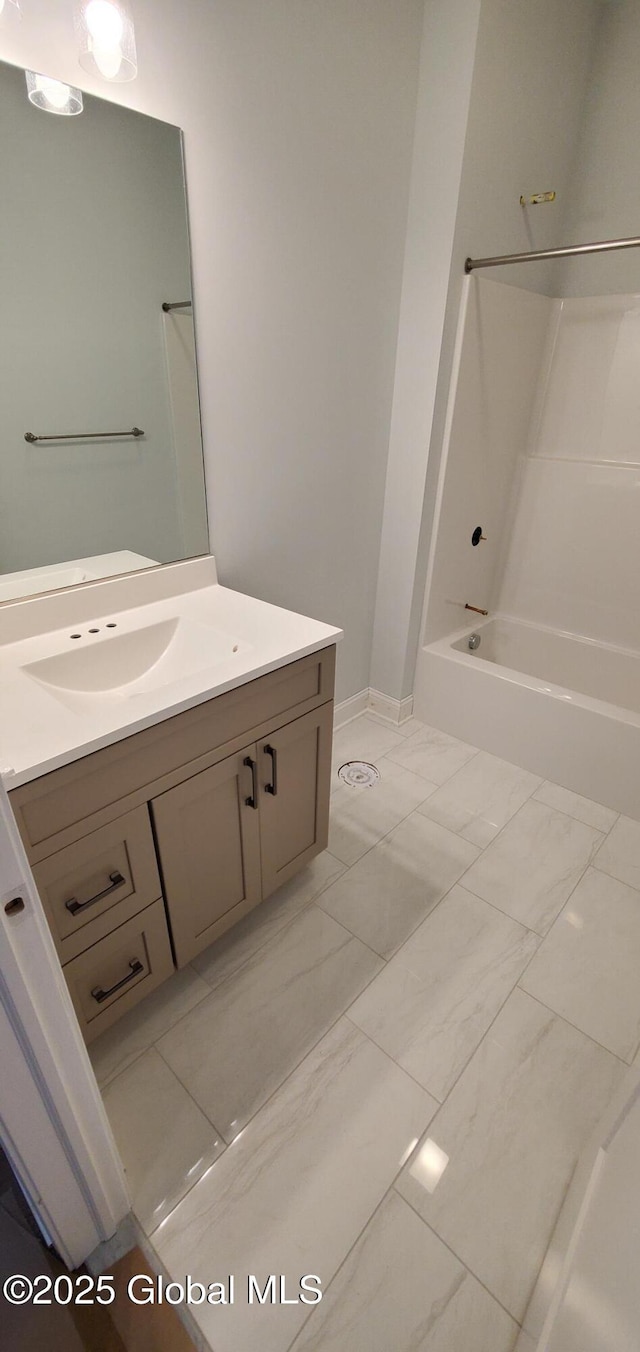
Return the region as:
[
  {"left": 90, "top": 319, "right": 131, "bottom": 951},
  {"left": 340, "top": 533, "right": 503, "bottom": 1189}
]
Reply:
[{"left": 23, "top": 617, "right": 248, "bottom": 697}]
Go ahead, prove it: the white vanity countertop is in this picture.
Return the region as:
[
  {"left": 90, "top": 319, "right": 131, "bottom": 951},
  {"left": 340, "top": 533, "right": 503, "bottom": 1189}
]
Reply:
[{"left": 0, "top": 580, "right": 342, "bottom": 788}]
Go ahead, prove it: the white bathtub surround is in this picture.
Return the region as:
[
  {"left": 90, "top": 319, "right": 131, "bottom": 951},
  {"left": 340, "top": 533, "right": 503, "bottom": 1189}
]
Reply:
[
  {"left": 520, "top": 869, "right": 640, "bottom": 1062},
  {"left": 414, "top": 618, "right": 640, "bottom": 819},
  {"left": 417, "top": 281, "right": 640, "bottom": 815},
  {"left": 289, "top": 1192, "right": 518, "bottom": 1352},
  {"left": 90, "top": 711, "right": 638, "bottom": 1352},
  {"left": 396, "top": 989, "right": 623, "bottom": 1323},
  {"left": 422, "top": 277, "right": 551, "bottom": 646}
]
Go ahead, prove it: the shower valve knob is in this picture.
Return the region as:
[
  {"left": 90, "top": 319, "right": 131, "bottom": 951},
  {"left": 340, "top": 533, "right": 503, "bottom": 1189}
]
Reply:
[{"left": 471, "top": 526, "right": 487, "bottom": 547}]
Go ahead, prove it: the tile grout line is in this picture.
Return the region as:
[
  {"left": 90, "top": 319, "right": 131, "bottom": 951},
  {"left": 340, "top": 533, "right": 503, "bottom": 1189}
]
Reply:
[
  {"left": 192, "top": 854, "right": 348, "bottom": 993},
  {"left": 514, "top": 986, "right": 631, "bottom": 1068},
  {"left": 151, "top": 920, "right": 389, "bottom": 1158},
  {"left": 396, "top": 1189, "right": 523, "bottom": 1328}
]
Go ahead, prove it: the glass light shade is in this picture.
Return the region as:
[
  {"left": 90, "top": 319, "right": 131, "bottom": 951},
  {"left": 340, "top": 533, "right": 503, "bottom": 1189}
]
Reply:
[
  {"left": 26, "top": 72, "right": 84, "bottom": 117},
  {"left": 0, "top": 0, "right": 22, "bottom": 21},
  {"left": 76, "top": 0, "right": 137, "bottom": 82}
]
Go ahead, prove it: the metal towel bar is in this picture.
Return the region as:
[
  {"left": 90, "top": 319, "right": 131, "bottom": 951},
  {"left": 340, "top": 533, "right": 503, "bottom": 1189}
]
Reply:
[{"left": 25, "top": 428, "right": 145, "bottom": 444}]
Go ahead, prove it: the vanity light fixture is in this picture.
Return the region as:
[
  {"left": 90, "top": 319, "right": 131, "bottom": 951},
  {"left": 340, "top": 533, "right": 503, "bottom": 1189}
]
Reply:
[
  {"left": 0, "top": 0, "right": 21, "bottom": 22},
  {"left": 76, "top": 0, "right": 137, "bottom": 82},
  {"left": 25, "top": 72, "right": 84, "bottom": 116}
]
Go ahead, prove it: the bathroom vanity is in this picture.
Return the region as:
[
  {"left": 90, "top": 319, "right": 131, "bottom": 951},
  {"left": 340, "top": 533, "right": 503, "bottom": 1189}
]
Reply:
[
  {"left": 0, "top": 62, "right": 342, "bottom": 1047},
  {"left": 1, "top": 564, "right": 340, "bottom": 1043}
]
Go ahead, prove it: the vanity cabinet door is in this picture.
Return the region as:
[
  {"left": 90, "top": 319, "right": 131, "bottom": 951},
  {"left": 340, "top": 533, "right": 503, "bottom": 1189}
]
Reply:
[
  {"left": 258, "top": 702, "right": 333, "bottom": 900},
  {"left": 151, "top": 746, "right": 262, "bottom": 966}
]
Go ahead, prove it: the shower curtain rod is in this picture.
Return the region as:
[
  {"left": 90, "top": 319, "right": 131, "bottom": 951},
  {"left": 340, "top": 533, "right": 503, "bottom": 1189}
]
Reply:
[{"left": 465, "top": 233, "right": 640, "bottom": 273}]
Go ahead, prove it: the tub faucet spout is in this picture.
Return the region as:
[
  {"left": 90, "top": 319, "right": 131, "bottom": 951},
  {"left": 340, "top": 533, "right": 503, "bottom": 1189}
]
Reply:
[{"left": 465, "top": 603, "right": 489, "bottom": 616}]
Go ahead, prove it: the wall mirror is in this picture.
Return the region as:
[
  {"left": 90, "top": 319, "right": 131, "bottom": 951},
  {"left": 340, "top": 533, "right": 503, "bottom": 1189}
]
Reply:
[{"left": 0, "top": 59, "right": 209, "bottom": 605}]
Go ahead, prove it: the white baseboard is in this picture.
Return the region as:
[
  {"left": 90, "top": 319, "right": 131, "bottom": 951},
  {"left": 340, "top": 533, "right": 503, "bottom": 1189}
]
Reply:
[
  {"left": 368, "top": 688, "right": 414, "bottom": 727},
  {"left": 334, "top": 688, "right": 414, "bottom": 730},
  {"left": 333, "top": 689, "right": 369, "bottom": 729}
]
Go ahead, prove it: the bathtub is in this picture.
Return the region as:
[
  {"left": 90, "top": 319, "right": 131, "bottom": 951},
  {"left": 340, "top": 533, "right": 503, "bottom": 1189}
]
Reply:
[{"left": 413, "top": 616, "right": 640, "bottom": 818}]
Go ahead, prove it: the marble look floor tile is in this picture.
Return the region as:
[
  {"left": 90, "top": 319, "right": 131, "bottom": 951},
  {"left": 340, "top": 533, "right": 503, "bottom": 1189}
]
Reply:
[
  {"left": 290, "top": 1192, "right": 518, "bottom": 1352},
  {"left": 593, "top": 815, "right": 640, "bottom": 890},
  {"left": 102, "top": 1049, "right": 224, "bottom": 1233},
  {"left": 158, "top": 905, "right": 382, "bottom": 1140},
  {"left": 329, "top": 759, "right": 436, "bottom": 866},
  {"left": 349, "top": 886, "right": 539, "bottom": 1100},
  {"left": 154, "top": 1018, "right": 437, "bottom": 1352},
  {"left": 520, "top": 868, "right": 640, "bottom": 1060},
  {"left": 396, "top": 988, "right": 623, "bottom": 1321},
  {"left": 367, "top": 713, "right": 425, "bottom": 739},
  {"left": 384, "top": 723, "right": 478, "bottom": 786},
  {"left": 331, "top": 715, "right": 405, "bottom": 787},
  {"left": 192, "top": 850, "right": 345, "bottom": 990},
  {"left": 317, "top": 812, "right": 479, "bottom": 958},
  {"left": 90, "top": 965, "right": 211, "bottom": 1087},
  {"left": 418, "top": 752, "right": 541, "bottom": 847},
  {"left": 533, "top": 781, "right": 618, "bottom": 833},
  {"left": 462, "top": 800, "right": 603, "bottom": 935},
  {"left": 514, "top": 1333, "right": 537, "bottom": 1352}
]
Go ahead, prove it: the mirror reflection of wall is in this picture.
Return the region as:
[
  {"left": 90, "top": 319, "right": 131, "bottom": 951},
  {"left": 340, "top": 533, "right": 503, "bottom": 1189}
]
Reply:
[{"left": 0, "top": 60, "right": 209, "bottom": 602}]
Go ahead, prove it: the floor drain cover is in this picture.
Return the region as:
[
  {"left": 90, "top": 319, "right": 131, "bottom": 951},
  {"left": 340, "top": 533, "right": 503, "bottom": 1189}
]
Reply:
[{"left": 338, "top": 761, "right": 381, "bottom": 788}]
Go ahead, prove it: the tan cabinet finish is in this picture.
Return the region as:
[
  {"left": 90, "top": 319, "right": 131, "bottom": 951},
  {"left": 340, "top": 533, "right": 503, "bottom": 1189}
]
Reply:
[
  {"left": 151, "top": 748, "right": 262, "bottom": 966},
  {"left": 10, "top": 645, "right": 336, "bottom": 1038},
  {"left": 32, "top": 806, "right": 161, "bottom": 964},
  {"left": 64, "top": 900, "right": 174, "bottom": 1042},
  {"left": 258, "top": 704, "right": 333, "bottom": 900}
]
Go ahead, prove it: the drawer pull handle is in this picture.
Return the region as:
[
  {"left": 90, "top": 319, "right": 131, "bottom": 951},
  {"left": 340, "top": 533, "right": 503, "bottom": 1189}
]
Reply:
[
  {"left": 264, "top": 744, "right": 278, "bottom": 795},
  {"left": 65, "top": 870, "right": 126, "bottom": 916},
  {"left": 244, "top": 756, "right": 259, "bottom": 809},
  {"left": 91, "top": 958, "right": 144, "bottom": 1004}
]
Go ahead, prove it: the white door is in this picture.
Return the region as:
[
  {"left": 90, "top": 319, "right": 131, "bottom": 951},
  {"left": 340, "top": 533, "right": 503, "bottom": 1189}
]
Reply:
[
  {"left": 0, "top": 784, "right": 129, "bottom": 1268},
  {"left": 529, "top": 1075, "right": 640, "bottom": 1352}
]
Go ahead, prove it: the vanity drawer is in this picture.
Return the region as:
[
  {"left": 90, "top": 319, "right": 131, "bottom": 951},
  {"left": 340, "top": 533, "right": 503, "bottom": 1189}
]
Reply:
[
  {"left": 32, "top": 807, "right": 161, "bottom": 963},
  {"left": 11, "top": 645, "right": 336, "bottom": 860},
  {"left": 64, "top": 900, "right": 174, "bottom": 1043}
]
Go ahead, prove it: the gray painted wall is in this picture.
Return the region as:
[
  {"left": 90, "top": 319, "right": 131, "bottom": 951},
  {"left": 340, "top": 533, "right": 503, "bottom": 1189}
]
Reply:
[
  {"left": 0, "top": 0, "right": 424, "bottom": 705},
  {"left": 560, "top": 0, "right": 640, "bottom": 296}
]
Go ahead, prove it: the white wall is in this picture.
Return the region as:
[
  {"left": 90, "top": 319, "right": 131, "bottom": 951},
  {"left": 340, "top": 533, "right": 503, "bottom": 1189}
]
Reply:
[
  {"left": 0, "top": 0, "right": 424, "bottom": 704},
  {"left": 560, "top": 0, "right": 640, "bottom": 297},
  {"left": 0, "top": 62, "right": 200, "bottom": 575},
  {"left": 369, "top": 0, "right": 483, "bottom": 702},
  {"left": 423, "top": 277, "right": 551, "bottom": 643},
  {"left": 401, "top": 0, "right": 601, "bottom": 695},
  {"left": 451, "top": 0, "right": 601, "bottom": 296}
]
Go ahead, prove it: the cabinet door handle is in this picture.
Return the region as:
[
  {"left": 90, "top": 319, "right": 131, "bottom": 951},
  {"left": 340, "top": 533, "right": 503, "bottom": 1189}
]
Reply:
[
  {"left": 264, "top": 744, "right": 278, "bottom": 795},
  {"left": 244, "top": 756, "right": 259, "bottom": 808},
  {"left": 91, "top": 958, "right": 144, "bottom": 1004},
  {"left": 65, "top": 870, "right": 126, "bottom": 916}
]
